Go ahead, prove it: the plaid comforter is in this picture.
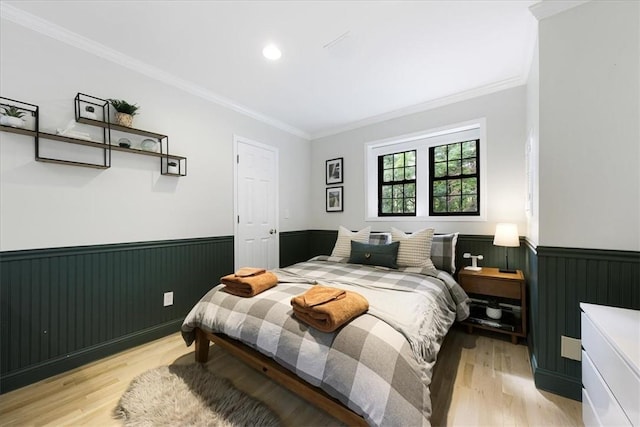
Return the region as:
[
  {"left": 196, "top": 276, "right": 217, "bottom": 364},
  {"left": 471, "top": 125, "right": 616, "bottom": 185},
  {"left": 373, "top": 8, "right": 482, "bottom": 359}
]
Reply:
[{"left": 182, "top": 256, "right": 470, "bottom": 426}]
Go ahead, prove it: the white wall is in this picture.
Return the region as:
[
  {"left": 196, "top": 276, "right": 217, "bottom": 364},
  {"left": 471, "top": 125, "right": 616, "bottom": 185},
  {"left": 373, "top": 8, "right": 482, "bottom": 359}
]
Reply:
[
  {"left": 311, "top": 86, "right": 527, "bottom": 235},
  {"left": 0, "top": 20, "right": 311, "bottom": 251},
  {"left": 538, "top": 1, "right": 640, "bottom": 251},
  {"left": 526, "top": 37, "right": 540, "bottom": 247}
]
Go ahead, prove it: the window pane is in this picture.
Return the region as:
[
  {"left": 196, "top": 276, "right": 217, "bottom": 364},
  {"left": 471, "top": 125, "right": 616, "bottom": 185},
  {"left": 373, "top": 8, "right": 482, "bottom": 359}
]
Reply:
[
  {"left": 382, "top": 199, "right": 392, "bottom": 213},
  {"left": 404, "top": 198, "right": 415, "bottom": 213},
  {"left": 448, "top": 160, "right": 461, "bottom": 176},
  {"left": 462, "top": 159, "right": 476, "bottom": 175},
  {"left": 393, "top": 184, "right": 404, "bottom": 198},
  {"left": 462, "top": 195, "right": 477, "bottom": 212},
  {"left": 382, "top": 185, "right": 392, "bottom": 198},
  {"left": 405, "top": 166, "right": 416, "bottom": 179},
  {"left": 393, "top": 168, "right": 404, "bottom": 181},
  {"left": 433, "top": 181, "right": 446, "bottom": 196},
  {"left": 383, "top": 155, "right": 394, "bottom": 169},
  {"left": 433, "top": 196, "right": 447, "bottom": 213},
  {"left": 406, "top": 151, "right": 416, "bottom": 166},
  {"left": 448, "top": 195, "right": 461, "bottom": 212},
  {"left": 462, "top": 140, "right": 476, "bottom": 158},
  {"left": 383, "top": 169, "right": 393, "bottom": 182},
  {"left": 393, "top": 199, "right": 403, "bottom": 213},
  {"left": 394, "top": 153, "right": 405, "bottom": 168},
  {"left": 405, "top": 183, "right": 415, "bottom": 198},
  {"left": 434, "top": 162, "right": 447, "bottom": 178},
  {"left": 447, "top": 143, "right": 461, "bottom": 160},
  {"left": 461, "top": 178, "right": 477, "bottom": 194},
  {"left": 434, "top": 146, "right": 447, "bottom": 162},
  {"left": 448, "top": 179, "right": 461, "bottom": 195}
]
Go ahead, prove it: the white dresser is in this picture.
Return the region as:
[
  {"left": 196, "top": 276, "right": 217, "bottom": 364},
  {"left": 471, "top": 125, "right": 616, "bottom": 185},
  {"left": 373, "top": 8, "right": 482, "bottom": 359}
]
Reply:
[{"left": 581, "top": 303, "right": 640, "bottom": 426}]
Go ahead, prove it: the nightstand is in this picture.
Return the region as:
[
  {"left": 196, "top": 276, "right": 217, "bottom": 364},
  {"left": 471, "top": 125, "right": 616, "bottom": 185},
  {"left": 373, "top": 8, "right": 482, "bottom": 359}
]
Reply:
[{"left": 457, "top": 267, "right": 526, "bottom": 344}]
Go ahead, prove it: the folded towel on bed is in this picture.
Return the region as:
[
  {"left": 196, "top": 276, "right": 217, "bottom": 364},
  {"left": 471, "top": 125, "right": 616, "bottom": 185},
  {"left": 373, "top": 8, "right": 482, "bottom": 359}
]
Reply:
[
  {"left": 221, "top": 268, "right": 277, "bottom": 297},
  {"left": 291, "top": 285, "right": 369, "bottom": 332}
]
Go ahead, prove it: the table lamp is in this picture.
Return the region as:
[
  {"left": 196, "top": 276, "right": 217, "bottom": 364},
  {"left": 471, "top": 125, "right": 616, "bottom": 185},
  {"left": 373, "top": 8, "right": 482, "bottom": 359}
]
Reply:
[{"left": 493, "top": 223, "right": 520, "bottom": 273}]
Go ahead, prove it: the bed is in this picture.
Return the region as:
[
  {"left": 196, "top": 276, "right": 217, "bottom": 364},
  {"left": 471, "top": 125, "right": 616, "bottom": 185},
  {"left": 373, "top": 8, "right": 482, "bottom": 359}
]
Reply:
[{"left": 182, "top": 244, "right": 469, "bottom": 426}]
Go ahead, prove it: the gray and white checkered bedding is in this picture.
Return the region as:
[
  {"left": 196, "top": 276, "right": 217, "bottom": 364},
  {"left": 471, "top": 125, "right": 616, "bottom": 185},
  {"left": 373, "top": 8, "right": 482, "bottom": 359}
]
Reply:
[{"left": 182, "top": 256, "right": 470, "bottom": 426}]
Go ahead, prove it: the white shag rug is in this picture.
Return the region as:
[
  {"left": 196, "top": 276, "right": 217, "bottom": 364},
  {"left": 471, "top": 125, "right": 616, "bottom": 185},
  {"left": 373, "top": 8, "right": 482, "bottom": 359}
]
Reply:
[{"left": 114, "top": 364, "right": 282, "bottom": 427}]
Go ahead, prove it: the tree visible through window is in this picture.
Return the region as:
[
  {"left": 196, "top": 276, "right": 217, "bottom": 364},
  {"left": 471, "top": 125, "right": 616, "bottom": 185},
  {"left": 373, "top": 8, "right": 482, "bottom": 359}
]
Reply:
[
  {"left": 378, "top": 150, "right": 416, "bottom": 216},
  {"left": 429, "top": 140, "right": 480, "bottom": 215}
]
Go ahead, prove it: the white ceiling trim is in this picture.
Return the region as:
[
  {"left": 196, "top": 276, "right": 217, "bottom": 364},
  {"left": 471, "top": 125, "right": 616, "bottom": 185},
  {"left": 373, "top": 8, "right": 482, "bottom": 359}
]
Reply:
[
  {"left": 311, "top": 75, "right": 526, "bottom": 140},
  {"left": 529, "top": 0, "right": 591, "bottom": 21},
  {"left": 0, "top": 2, "right": 310, "bottom": 140}
]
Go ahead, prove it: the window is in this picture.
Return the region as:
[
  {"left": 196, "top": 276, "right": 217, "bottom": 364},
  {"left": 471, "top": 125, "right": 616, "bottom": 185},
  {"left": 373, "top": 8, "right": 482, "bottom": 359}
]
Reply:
[
  {"left": 365, "top": 119, "right": 486, "bottom": 221},
  {"left": 378, "top": 150, "right": 416, "bottom": 216},
  {"left": 430, "top": 139, "right": 480, "bottom": 215}
]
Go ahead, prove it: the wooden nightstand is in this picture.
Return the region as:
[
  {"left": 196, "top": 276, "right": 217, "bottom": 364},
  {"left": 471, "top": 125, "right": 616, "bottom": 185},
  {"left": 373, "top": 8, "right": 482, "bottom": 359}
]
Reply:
[{"left": 457, "top": 267, "right": 526, "bottom": 344}]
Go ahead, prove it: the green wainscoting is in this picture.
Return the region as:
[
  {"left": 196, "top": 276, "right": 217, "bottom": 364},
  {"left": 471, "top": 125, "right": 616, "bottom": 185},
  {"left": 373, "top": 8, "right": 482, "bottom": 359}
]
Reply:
[
  {"left": 0, "top": 236, "right": 233, "bottom": 393},
  {"left": 279, "top": 230, "right": 311, "bottom": 267},
  {"left": 529, "top": 245, "right": 640, "bottom": 400}
]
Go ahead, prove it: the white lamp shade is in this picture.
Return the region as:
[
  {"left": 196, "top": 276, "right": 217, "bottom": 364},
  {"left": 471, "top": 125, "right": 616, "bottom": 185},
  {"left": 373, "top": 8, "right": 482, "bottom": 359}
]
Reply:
[{"left": 493, "top": 223, "right": 520, "bottom": 247}]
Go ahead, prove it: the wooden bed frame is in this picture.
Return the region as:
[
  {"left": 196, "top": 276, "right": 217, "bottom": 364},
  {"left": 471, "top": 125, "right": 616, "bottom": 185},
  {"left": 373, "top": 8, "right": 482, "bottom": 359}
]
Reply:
[{"left": 194, "top": 328, "right": 368, "bottom": 427}]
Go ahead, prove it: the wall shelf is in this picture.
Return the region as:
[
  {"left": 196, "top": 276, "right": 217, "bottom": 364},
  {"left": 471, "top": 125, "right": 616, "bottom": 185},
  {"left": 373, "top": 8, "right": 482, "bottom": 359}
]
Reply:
[{"left": 0, "top": 94, "right": 187, "bottom": 176}]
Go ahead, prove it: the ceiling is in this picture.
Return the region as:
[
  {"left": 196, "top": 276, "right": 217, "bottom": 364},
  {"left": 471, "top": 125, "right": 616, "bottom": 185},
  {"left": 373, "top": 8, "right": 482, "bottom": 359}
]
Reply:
[{"left": 3, "top": 1, "right": 538, "bottom": 139}]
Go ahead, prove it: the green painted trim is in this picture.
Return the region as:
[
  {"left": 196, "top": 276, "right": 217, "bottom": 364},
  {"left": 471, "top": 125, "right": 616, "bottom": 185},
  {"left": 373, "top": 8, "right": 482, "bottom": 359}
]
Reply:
[
  {"left": 0, "top": 319, "right": 184, "bottom": 394},
  {"left": 0, "top": 236, "right": 233, "bottom": 260},
  {"left": 537, "top": 245, "right": 640, "bottom": 262},
  {"left": 530, "top": 354, "right": 582, "bottom": 401}
]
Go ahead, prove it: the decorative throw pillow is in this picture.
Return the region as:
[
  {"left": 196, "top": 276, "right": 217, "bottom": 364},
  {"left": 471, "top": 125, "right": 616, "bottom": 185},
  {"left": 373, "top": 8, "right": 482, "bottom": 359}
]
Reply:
[
  {"left": 431, "top": 233, "right": 459, "bottom": 274},
  {"left": 390, "top": 227, "right": 436, "bottom": 271},
  {"left": 330, "top": 226, "right": 371, "bottom": 257},
  {"left": 349, "top": 241, "right": 400, "bottom": 269},
  {"left": 368, "top": 232, "right": 392, "bottom": 245}
]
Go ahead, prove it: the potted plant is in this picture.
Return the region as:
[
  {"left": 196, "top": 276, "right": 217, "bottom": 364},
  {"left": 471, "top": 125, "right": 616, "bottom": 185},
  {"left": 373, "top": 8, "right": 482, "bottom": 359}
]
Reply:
[
  {"left": 107, "top": 99, "right": 139, "bottom": 128},
  {"left": 0, "top": 106, "right": 26, "bottom": 128}
]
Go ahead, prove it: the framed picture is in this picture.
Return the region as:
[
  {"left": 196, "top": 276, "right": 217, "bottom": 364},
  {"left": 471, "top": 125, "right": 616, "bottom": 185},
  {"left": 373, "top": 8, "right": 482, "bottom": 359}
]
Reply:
[
  {"left": 326, "top": 157, "right": 343, "bottom": 185},
  {"left": 326, "top": 186, "right": 343, "bottom": 212}
]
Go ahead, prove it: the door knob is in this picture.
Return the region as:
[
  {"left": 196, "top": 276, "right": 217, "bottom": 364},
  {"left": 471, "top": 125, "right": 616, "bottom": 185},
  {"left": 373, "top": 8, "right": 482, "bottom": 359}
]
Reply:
[{"left": 269, "top": 229, "right": 277, "bottom": 234}]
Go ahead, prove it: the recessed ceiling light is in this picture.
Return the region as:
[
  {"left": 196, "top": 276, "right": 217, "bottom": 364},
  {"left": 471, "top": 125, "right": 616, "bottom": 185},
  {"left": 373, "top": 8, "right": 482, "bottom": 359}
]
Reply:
[{"left": 262, "top": 44, "right": 282, "bottom": 61}]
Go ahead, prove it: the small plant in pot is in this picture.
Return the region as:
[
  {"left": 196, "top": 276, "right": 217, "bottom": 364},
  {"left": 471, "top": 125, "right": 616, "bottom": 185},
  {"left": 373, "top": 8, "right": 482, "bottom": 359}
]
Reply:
[
  {"left": 0, "top": 106, "right": 26, "bottom": 128},
  {"left": 107, "top": 99, "right": 139, "bottom": 128}
]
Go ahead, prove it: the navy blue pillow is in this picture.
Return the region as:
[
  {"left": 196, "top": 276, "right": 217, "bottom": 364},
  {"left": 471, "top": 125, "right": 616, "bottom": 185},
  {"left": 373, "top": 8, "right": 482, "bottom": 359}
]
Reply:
[{"left": 349, "top": 240, "right": 400, "bottom": 269}]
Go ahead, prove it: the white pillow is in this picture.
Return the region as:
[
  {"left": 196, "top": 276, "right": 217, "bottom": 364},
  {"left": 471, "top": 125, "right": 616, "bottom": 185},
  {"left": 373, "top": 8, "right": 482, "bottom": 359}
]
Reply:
[
  {"left": 390, "top": 227, "right": 436, "bottom": 271},
  {"left": 331, "top": 226, "right": 371, "bottom": 257}
]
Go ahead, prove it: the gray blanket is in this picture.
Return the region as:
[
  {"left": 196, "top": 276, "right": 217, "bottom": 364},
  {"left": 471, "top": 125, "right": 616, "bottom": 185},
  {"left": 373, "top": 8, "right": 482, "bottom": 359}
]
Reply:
[{"left": 182, "top": 256, "right": 470, "bottom": 426}]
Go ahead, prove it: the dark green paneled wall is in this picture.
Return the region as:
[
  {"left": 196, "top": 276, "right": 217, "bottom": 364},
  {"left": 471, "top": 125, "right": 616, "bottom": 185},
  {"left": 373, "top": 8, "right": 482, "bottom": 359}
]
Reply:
[
  {"left": 0, "top": 236, "right": 233, "bottom": 393},
  {"left": 530, "top": 245, "right": 640, "bottom": 400}
]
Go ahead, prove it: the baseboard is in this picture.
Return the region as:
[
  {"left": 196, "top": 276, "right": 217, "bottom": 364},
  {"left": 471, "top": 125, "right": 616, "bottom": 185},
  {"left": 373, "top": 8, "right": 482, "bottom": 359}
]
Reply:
[
  {"left": 530, "top": 353, "right": 582, "bottom": 401},
  {"left": 0, "top": 318, "right": 184, "bottom": 394}
]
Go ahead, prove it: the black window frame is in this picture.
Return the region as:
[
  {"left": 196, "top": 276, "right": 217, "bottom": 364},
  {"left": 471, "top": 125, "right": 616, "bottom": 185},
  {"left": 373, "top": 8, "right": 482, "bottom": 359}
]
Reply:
[
  {"left": 429, "top": 139, "right": 480, "bottom": 216},
  {"left": 377, "top": 150, "right": 417, "bottom": 217}
]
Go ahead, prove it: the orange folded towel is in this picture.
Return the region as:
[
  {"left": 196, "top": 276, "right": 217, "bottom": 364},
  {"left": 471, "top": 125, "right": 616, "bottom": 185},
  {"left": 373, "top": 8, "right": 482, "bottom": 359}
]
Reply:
[
  {"left": 291, "top": 285, "right": 369, "bottom": 333},
  {"left": 221, "top": 269, "right": 277, "bottom": 297}
]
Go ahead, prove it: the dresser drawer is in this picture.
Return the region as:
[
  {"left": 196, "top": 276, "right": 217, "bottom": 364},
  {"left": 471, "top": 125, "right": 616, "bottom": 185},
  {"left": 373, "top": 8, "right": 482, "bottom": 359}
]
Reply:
[
  {"left": 582, "top": 387, "right": 601, "bottom": 427},
  {"left": 582, "top": 350, "right": 631, "bottom": 427},
  {"left": 582, "top": 312, "right": 640, "bottom": 425},
  {"left": 458, "top": 277, "right": 521, "bottom": 299}
]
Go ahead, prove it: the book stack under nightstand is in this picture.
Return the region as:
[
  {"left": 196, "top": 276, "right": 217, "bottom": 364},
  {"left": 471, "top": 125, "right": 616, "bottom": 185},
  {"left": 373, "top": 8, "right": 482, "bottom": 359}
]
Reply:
[{"left": 457, "top": 267, "right": 526, "bottom": 344}]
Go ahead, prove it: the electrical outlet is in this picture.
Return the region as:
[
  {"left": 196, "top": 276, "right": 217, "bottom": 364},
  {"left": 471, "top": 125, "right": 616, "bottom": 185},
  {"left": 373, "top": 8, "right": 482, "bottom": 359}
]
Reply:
[
  {"left": 561, "top": 336, "right": 581, "bottom": 361},
  {"left": 163, "top": 292, "right": 174, "bottom": 307}
]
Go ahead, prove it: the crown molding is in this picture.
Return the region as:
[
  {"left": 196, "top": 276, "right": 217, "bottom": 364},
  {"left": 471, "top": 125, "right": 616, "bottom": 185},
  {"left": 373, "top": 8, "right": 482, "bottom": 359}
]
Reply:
[
  {"left": 529, "top": 0, "right": 591, "bottom": 21},
  {"left": 311, "top": 75, "right": 526, "bottom": 140},
  {"left": 0, "top": 3, "right": 310, "bottom": 140}
]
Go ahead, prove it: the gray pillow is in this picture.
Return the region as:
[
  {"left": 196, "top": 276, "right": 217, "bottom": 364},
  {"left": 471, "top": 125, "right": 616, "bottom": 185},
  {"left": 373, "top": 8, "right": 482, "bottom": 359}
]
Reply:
[
  {"left": 349, "top": 241, "right": 400, "bottom": 269},
  {"left": 430, "top": 232, "right": 459, "bottom": 274}
]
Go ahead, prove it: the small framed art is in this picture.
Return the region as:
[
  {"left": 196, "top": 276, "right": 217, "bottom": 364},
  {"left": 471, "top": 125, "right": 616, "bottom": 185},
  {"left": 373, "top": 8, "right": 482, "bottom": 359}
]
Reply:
[
  {"left": 326, "top": 157, "right": 343, "bottom": 185},
  {"left": 326, "top": 186, "right": 343, "bottom": 212}
]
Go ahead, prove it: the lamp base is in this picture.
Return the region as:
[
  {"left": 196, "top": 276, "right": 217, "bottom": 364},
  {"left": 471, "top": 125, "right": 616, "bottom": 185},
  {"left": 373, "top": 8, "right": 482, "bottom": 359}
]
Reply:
[{"left": 499, "top": 268, "right": 518, "bottom": 274}]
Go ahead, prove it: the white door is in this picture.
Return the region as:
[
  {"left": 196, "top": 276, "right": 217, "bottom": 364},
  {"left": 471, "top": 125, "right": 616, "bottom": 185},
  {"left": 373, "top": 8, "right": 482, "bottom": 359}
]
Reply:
[{"left": 234, "top": 136, "right": 279, "bottom": 270}]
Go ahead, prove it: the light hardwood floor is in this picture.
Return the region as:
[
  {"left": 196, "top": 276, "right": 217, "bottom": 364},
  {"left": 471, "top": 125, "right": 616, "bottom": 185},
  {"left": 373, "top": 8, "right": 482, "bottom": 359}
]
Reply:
[{"left": 0, "top": 326, "right": 582, "bottom": 426}]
